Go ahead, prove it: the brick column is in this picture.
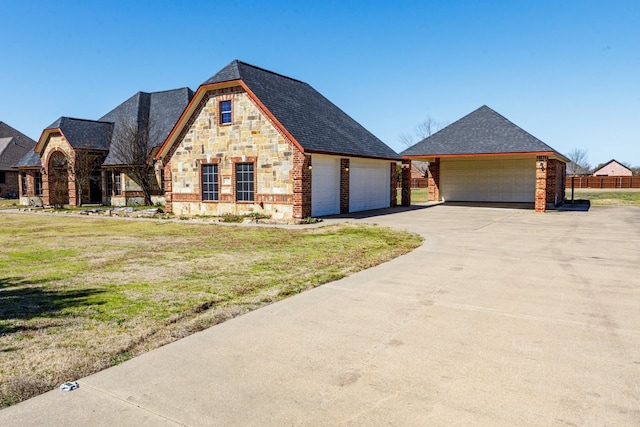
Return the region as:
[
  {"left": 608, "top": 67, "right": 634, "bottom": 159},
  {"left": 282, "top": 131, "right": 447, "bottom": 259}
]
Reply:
[
  {"left": 68, "top": 171, "right": 77, "bottom": 206},
  {"left": 42, "top": 168, "right": 50, "bottom": 206},
  {"left": 401, "top": 159, "right": 411, "bottom": 206},
  {"left": 535, "top": 155, "right": 548, "bottom": 212},
  {"left": 293, "top": 151, "right": 312, "bottom": 219},
  {"left": 163, "top": 163, "right": 173, "bottom": 213},
  {"left": 390, "top": 162, "right": 398, "bottom": 207},
  {"left": 427, "top": 158, "right": 440, "bottom": 201},
  {"left": 340, "top": 159, "right": 350, "bottom": 213}
]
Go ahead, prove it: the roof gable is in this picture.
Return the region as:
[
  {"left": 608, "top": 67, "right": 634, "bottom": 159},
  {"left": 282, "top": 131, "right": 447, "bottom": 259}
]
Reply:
[
  {"left": 401, "top": 105, "right": 566, "bottom": 161},
  {"left": 103, "top": 88, "right": 193, "bottom": 165},
  {"left": 163, "top": 60, "right": 398, "bottom": 160},
  {"left": 0, "top": 122, "right": 37, "bottom": 170},
  {"left": 39, "top": 117, "right": 113, "bottom": 152},
  {"left": 592, "top": 159, "right": 632, "bottom": 175}
]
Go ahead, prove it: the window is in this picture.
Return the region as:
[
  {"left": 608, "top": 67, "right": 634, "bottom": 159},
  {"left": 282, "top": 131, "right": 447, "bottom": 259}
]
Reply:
[
  {"left": 201, "top": 164, "right": 219, "bottom": 201},
  {"left": 21, "top": 173, "right": 27, "bottom": 195},
  {"left": 106, "top": 173, "right": 113, "bottom": 196},
  {"left": 35, "top": 172, "right": 43, "bottom": 196},
  {"left": 0, "top": 171, "right": 5, "bottom": 184},
  {"left": 160, "top": 169, "right": 165, "bottom": 194},
  {"left": 114, "top": 173, "right": 121, "bottom": 195},
  {"left": 235, "top": 163, "right": 254, "bottom": 201},
  {"left": 220, "top": 100, "right": 232, "bottom": 124}
]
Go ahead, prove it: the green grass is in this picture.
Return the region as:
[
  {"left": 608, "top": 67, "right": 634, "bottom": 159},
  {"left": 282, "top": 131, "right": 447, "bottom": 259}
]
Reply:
[
  {"left": 397, "top": 187, "right": 430, "bottom": 204},
  {"left": 0, "top": 199, "right": 20, "bottom": 209},
  {"left": 569, "top": 188, "right": 640, "bottom": 206},
  {"left": 0, "top": 212, "right": 422, "bottom": 407}
]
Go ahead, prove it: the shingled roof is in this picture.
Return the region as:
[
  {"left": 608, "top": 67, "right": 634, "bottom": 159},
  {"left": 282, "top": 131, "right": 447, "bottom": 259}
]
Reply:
[
  {"left": 13, "top": 148, "right": 42, "bottom": 169},
  {"left": 103, "top": 88, "right": 193, "bottom": 165},
  {"left": 42, "top": 117, "right": 114, "bottom": 151},
  {"left": 401, "top": 105, "right": 567, "bottom": 160},
  {"left": 0, "top": 122, "right": 38, "bottom": 170},
  {"left": 198, "top": 60, "right": 398, "bottom": 160}
]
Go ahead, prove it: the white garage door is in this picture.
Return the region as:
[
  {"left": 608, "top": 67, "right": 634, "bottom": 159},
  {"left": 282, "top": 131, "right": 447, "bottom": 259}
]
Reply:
[
  {"left": 349, "top": 159, "right": 390, "bottom": 212},
  {"left": 311, "top": 155, "right": 340, "bottom": 216},
  {"left": 440, "top": 158, "right": 535, "bottom": 203}
]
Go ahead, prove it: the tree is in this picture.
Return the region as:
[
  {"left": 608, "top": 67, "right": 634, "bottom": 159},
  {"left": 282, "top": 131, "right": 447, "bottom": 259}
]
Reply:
[
  {"left": 108, "top": 120, "right": 158, "bottom": 205},
  {"left": 399, "top": 116, "right": 447, "bottom": 177},
  {"left": 48, "top": 152, "right": 70, "bottom": 208},
  {"left": 566, "top": 148, "right": 591, "bottom": 175},
  {"left": 71, "top": 151, "right": 103, "bottom": 206}
]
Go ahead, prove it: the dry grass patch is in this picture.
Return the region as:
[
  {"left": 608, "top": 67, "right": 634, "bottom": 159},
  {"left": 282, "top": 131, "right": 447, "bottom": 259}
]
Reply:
[
  {"left": 0, "top": 212, "right": 422, "bottom": 407},
  {"left": 570, "top": 188, "right": 640, "bottom": 206}
]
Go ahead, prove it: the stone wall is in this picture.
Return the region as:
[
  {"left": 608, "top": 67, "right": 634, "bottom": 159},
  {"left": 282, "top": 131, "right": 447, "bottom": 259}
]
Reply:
[
  {"left": 41, "top": 134, "right": 76, "bottom": 206},
  {"left": 167, "top": 87, "right": 302, "bottom": 221}
]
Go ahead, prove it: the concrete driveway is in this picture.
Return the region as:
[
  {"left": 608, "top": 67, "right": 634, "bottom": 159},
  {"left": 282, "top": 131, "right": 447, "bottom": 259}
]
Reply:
[{"left": 2, "top": 205, "right": 639, "bottom": 426}]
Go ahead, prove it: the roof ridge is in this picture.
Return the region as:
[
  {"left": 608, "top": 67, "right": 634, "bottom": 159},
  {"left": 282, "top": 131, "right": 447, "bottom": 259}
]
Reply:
[
  {"left": 148, "top": 87, "right": 192, "bottom": 95},
  {"left": 55, "top": 117, "right": 116, "bottom": 126},
  {"left": 234, "top": 60, "right": 307, "bottom": 85}
]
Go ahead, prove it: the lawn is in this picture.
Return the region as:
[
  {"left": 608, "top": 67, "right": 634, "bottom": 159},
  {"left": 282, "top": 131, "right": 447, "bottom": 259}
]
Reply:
[
  {"left": 0, "top": 213, "right": 422, "bottom": 407},
  {"left": 568, "top": 188, "right": 640, "bottom": 206}
]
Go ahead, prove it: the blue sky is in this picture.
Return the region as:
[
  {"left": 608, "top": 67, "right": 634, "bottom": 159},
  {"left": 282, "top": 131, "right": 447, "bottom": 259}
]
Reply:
[{"left": 1, "top": 0, "right": 638, "bottom": 167}]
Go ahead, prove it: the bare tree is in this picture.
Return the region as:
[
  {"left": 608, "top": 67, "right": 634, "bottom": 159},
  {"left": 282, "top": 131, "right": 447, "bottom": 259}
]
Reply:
[
  {"left": 566, "top": 148, "right": 591, "bottom": 175},
  {"left": 399, "top": 116, "right": 447, "bottom": 177},
  {"left": 71, "top": 151, "right": 103, "bottom": 206},
  {"left": 108, "top": 120, "right": 157, "bottom": 205}
]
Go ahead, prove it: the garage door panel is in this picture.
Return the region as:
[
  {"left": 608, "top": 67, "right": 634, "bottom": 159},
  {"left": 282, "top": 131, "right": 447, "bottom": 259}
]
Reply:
[
  {"left": 311, "top": 156, "right": 340, "bottom": 217},
  {"left": 349, "top": 160, "right": 390, "bottom": 212},
  {"left": 441, "top": 158, "right": 535, "bottom": 203}
]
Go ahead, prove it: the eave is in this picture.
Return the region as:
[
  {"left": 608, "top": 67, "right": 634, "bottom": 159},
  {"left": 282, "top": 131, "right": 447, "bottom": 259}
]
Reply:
[{"left": 403, "top": 150, "right": 569, "bottom": 163}]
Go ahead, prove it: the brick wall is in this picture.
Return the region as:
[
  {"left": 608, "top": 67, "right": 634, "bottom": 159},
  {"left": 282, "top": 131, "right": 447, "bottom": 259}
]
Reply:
[
  {"left": 401, "top": 159, "right": 412, "bottom": 206},
  {"left": 340, "top": 158, "right": 350, "bottom": 213},
  {"left": 0, "top": 170, "right": 19, "bottom": 198},
  {"left": 427, "top": 158, "right": 440, "bottom": 202},
  {"left": 390, "top": 162, "right": 398, "bottom": 207}
]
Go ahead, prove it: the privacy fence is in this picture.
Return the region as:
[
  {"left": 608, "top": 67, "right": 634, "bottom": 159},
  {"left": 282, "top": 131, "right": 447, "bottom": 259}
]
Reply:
[{"left": 566, "top": 176, "right": 640, "bottom": 189}]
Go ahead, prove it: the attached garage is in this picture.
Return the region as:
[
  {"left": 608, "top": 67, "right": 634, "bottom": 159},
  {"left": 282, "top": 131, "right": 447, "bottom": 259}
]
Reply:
[
  {"left": 349, "top": 159, "right": 391, "bottom": 211},
  {"left": 400, "top": 105, "right": 569, "bottom": 212},
  {"left": 311, "top": 155, "right": 340, "bottom": 217},
  {"left": 440, "top": 157, "right": 535, "bottom": 203}
]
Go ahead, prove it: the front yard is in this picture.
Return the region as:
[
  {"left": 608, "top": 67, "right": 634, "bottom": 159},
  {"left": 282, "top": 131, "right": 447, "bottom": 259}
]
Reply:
[{"left": 0, "top": 213, "right": 422, "bottom": 407}]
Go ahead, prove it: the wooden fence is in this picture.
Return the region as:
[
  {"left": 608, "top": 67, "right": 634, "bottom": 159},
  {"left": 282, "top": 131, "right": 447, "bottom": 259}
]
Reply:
[
  {"left": 397, "top": 178, "right": 429, "bottom": 188},
  {"left": 566, "top": 176, "right": 640, "bottom": 189}
]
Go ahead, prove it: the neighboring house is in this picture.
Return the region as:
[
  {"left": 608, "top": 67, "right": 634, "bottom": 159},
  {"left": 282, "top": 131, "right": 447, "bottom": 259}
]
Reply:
[
  {"left": 156, "top": 60, "right": 401, "bottom": 221},
  {"left": 0, "top": 122, "right": 36, "bottom": 198},
  {"left": 15, "top": 88, "right": 193, "bottom": 207},
  {"left": 592, "top": 159, "right": 632, "bottom": 176},
  {"left": 401, "top": 105, "right": 569, "bottom": 212}
]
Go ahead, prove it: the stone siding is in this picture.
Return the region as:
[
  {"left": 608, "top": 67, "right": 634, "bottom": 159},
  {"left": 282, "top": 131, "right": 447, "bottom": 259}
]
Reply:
[{"left": 168, "top": 87, "right": 301, "bottom": 220}]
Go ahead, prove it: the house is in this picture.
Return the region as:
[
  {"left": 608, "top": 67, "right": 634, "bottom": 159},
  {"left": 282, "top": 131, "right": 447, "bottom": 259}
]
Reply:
[
  {"left": 592, "top": 159, "right": 632, "bottom": 176},
  {"left": 0, "top": 122, "right": 37, "bottom": 199},
  {"left": 15, "top": 88, "right": 193, "bottom": 207},
  {"left": 401, "top": 105, "right": 568, "bottom": 212},
  {"left": 156, "top": 60, "right": 401, "bottom": 221}
]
